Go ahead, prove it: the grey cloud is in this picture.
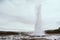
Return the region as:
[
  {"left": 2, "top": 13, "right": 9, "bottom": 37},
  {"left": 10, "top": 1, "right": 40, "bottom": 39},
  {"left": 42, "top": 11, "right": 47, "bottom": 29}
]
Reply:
[
  {"left": 0, "top": 0, "right": 36, "bottom": 25},
  {"left": 0, "top": 13, "right": 35, "bottom": 25}
]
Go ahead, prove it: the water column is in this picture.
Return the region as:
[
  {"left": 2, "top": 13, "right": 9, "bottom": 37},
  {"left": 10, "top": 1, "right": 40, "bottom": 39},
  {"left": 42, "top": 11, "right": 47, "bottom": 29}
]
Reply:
[
  {"left": 34, "top": 0, "right": 48, "bottom": 36},
  {"left": 34, "top": 4, "right": 44, "bottom": 36},
  {"left": 35, "top": 5, "right": 42, "bottom": 36}
]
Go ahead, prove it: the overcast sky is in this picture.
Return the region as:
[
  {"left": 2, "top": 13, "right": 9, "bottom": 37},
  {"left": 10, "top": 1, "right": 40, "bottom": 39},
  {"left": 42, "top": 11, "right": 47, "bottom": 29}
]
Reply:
[{"left": 0, "top": 0, "right": 60, "bottom": 32}]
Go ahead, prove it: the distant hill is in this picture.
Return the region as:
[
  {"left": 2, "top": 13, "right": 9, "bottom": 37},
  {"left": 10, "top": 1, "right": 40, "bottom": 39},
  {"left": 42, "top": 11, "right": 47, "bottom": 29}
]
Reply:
[{"left": 45, "top": 28, "right": 60, "bottom": 34}]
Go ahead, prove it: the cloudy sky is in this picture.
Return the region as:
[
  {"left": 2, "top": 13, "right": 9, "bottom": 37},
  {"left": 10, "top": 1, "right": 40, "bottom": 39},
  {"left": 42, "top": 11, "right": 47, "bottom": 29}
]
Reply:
[
  {"left": 41, "top": 0, "right": 60, "bottom": 30},
  {"left": 0, "top": 0, "right": 60, "bottom": 32}
]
